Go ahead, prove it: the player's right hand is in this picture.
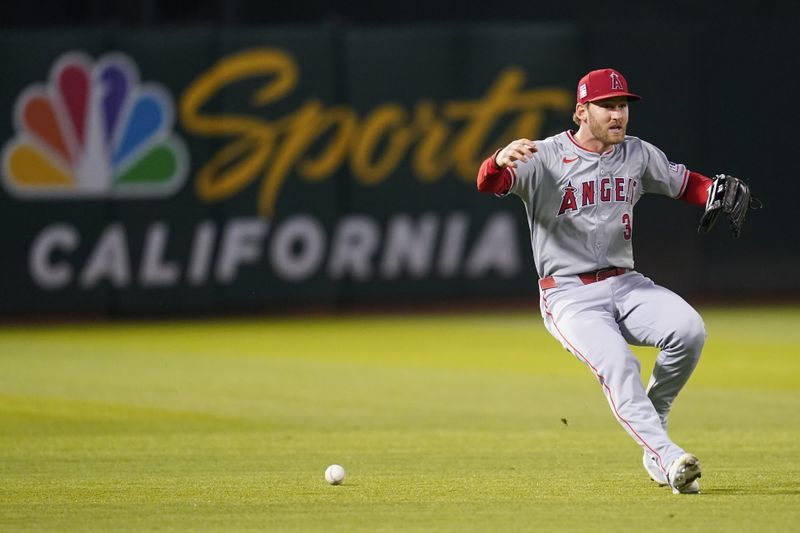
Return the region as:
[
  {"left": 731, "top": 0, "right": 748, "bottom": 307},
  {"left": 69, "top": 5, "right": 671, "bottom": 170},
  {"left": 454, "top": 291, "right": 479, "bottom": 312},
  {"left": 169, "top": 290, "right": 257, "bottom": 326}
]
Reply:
[{"left": 495, "top": 139, "right": 537, "bottom": 168}]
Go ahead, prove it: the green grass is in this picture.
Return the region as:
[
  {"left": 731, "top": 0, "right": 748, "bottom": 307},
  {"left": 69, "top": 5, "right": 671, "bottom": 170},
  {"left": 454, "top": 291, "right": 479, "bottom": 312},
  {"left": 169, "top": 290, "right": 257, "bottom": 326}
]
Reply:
[{"left": 1, "top": 306, "right": 799, "bottom": 532}]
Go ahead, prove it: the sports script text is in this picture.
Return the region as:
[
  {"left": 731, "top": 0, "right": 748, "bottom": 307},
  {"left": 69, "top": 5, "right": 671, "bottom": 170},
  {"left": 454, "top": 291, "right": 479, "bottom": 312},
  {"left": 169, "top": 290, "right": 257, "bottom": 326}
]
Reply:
[{"left": 180, "top": 49, "right": 572, "bottom": 215}]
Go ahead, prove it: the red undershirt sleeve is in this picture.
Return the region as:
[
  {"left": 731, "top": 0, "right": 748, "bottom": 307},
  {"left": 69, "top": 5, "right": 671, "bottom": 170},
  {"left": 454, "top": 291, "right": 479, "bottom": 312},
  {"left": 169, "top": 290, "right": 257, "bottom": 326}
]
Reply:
[
  {"left": 679, "top": 171, "right": 713, "bottom": 206},
  {"left": 476, "top": 150, "right": 513, "bottom": 195}
]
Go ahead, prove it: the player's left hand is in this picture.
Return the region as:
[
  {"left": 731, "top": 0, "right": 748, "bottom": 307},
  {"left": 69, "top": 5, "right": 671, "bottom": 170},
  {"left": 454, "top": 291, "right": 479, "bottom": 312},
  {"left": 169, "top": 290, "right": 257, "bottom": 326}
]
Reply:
[{"left": 697, "top": 174, "right": 762, "bottom": 238}]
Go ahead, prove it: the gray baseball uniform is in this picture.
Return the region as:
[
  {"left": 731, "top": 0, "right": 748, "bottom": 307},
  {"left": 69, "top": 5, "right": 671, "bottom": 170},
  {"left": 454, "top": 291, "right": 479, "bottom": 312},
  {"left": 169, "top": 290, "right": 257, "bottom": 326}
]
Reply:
[
  {"left": 505, "top": 130, "right": 689, "bottom": 278},
  {"left": 498, "top": 129, "right": 704, "bottom": 482}
]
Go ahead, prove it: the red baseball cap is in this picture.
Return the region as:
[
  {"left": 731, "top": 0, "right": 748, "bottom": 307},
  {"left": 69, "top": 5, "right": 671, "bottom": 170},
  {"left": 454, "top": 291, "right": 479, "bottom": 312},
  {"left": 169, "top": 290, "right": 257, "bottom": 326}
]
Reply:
[{"left": 576, "top": 68, "right": 641, "bottom": 104}]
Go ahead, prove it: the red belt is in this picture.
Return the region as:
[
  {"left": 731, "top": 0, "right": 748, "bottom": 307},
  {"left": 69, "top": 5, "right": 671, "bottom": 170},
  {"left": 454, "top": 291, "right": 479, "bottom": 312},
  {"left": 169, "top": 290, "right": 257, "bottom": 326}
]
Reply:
[{"left": 538, "top": 267, "right": 628, "bottom": 290}]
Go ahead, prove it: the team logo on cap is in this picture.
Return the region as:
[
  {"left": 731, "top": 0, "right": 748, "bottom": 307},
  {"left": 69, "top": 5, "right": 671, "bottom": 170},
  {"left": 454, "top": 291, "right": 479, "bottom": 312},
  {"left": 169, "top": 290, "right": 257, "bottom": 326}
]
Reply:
[
  {"left": 2, "top": 51, "right": 188, "bottom": 199},
  {"left": 610, "top": 72, "right": 623, "bottom": 91}
]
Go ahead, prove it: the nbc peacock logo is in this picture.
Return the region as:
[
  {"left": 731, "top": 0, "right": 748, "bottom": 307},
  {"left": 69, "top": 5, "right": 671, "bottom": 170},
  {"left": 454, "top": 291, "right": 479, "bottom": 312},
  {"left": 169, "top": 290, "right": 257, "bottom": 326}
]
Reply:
[{"left": 2, "top": 51, "right": 188, "bottom": 199}]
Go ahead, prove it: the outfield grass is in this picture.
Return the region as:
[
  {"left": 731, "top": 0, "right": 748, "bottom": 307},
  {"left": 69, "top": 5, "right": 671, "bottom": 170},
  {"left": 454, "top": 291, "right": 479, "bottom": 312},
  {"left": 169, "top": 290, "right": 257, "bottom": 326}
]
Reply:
[{"left": 1, "top": 307, "right": 799, "bottom": 532}]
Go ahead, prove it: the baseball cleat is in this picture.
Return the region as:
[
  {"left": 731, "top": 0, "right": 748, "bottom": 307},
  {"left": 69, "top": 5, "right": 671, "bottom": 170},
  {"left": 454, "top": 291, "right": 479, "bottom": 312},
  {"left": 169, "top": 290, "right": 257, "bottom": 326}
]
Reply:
[
  {"left": 667, "top": 453, "right": 702, "bottom": 494},
  {"left": 681, "top": 479, "right": 701, "bottom": 494}
]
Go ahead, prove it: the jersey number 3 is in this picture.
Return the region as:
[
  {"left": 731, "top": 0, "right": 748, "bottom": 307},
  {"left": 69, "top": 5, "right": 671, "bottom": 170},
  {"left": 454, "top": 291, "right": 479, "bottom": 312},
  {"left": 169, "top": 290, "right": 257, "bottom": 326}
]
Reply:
[{"left": 622, "top": 213, "right": 632, "bottom": 241}]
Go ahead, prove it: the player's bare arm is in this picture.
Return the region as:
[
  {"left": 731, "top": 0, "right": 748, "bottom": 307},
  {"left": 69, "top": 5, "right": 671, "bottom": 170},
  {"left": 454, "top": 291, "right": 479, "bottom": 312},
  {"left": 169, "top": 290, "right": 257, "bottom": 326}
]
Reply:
[{"left": 495, "top": 139, "right": 537, "bottom": 168}]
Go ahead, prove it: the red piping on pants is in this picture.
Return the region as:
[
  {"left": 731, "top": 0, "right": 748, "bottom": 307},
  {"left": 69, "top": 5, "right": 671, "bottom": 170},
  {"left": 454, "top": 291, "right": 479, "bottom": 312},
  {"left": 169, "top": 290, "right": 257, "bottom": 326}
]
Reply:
[{"left": 541, "top": 293, "right": 669, "bottom": 477}]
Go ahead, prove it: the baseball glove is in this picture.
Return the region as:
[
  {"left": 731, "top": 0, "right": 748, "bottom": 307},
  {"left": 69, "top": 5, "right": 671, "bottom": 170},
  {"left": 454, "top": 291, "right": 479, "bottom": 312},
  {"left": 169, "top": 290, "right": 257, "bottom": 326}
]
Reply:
[{"left": 697, "top": 174, "right": 761, "bottom": 238}]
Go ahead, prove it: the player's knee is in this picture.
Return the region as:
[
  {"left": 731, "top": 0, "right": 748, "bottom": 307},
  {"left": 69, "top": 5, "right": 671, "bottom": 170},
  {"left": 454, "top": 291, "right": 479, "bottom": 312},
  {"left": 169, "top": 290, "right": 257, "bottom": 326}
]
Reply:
[
  {"left": 680, "top": 312, "right": 706, "bottom": 355},
  {"left": 595, "top": 350, "right": 641, "bottom": 382}
]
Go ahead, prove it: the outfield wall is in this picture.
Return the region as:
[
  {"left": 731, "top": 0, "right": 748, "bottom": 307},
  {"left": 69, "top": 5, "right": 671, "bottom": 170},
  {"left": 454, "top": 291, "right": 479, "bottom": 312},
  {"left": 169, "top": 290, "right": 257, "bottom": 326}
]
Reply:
[{"left": 0, "top": 24, "right": 793, "bottom": 316}]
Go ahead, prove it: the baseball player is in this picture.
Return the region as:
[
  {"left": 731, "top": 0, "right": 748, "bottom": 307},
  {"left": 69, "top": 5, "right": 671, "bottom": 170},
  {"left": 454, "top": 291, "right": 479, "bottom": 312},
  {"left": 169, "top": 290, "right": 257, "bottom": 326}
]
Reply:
[{"left": 476, "top": 68, "right": 756, "bottom": 494}]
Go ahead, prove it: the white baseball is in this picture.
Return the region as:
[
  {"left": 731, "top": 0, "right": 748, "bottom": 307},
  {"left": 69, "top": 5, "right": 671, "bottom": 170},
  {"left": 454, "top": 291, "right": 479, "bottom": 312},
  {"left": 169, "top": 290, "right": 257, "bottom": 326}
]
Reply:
[{"left": 324, "top": 464, "right": 346, "bottom": 485}]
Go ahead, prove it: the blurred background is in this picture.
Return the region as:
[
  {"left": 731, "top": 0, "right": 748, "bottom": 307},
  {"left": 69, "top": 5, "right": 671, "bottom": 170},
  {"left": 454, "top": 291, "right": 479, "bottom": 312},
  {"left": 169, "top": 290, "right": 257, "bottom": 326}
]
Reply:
[{"left": 2, "top": 0, "right": 797, "bottom": 318}]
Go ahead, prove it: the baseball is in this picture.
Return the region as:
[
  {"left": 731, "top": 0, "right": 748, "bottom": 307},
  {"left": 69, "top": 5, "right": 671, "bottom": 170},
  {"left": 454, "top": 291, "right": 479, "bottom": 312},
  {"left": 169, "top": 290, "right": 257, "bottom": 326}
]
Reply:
[{"left": 324, "top": 464, "right": 346, "bottom": 485}]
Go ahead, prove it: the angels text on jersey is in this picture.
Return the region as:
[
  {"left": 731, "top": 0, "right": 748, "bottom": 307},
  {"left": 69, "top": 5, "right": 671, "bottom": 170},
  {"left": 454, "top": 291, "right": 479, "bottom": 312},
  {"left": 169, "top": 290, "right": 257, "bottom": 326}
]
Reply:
[{"left": 557, "top": 177, "right": 638, "bottom": 216}]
